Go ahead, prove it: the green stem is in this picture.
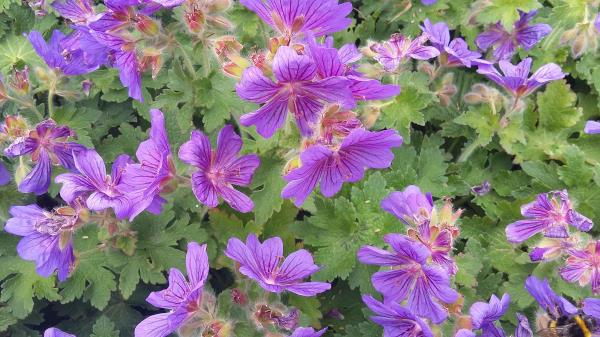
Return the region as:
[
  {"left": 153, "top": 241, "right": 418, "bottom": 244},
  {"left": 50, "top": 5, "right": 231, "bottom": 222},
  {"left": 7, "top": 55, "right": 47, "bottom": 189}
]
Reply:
[
  {"left": 179, "top": 44, "right": 197, "bottom": 80},
  {"left": 47, "top": 88, "right": 55, "bottom": 118},
  {"left": 458, "top": 141, "right": 480, "bottom": 163}
]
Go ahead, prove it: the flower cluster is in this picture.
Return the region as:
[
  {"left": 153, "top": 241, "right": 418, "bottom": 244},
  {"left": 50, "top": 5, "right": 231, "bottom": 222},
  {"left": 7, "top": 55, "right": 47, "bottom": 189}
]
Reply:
[{"left": 358, "top": 185, "right": 462, "bottom": 331}]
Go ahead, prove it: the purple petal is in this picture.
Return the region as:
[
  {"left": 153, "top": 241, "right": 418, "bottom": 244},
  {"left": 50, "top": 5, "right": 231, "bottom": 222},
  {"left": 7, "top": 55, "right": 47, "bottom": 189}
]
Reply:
[
  {"left": 239, "top": 96, "right": 289, "bottom": 138},
  {"left": 281, "top": 145, "right": 331, "bottom": 207},
  {"left": 18, "top": 149, "right": 52, "bottom": 195},
  {"left": 585, "top": 121, "right": 600, "bottom": 134},
  {"left": 0, "top": 162, "right": 10, "bottom": 186},
  {"left": 515, "top": 313, "right": 533, "bottom": 337},
  {"left": 215, "top": 125, "right": 243, "bottom": 167},
  {"left": 476, "top": 25, "right": 506, "bottom": 51},
  {"left": 178, "top": 130, "right": 212, "bottom": 170},
  {"left": 44, "top": 328, "right": 76, "bottom": 337},
  {"left": 216, "top": 184, "right": 255, "bottom": 213},
  {"left": 134, "top": 313, "right": 182, "bottom": 337},
  {"left": 276, "top": 249, "right": 319, "bottom": 282},
  {"left": 290, "top": 327, "right": 328, "bottom": 337},
  {"left": 516, "top": 23, "right": 551, "bottom": 50},
  {"left": 408, "top": 274, "right": 448, "bottom": 324},
  {"left": 505, "top": 219, "right": 547, "bottom": 243},
  {"left": 420, "top": 19, "right": 450, "bottom": 50},
  {"left": 525, "top": 276, "right": 577, "bottom": 317},
  {"left": 348, "top": 76, "right": 400, "bottom": 101},
  {"left": 381, "top": 186, "right": 433, "bottom": 224},
  {"left": 286, "top": 282, "right": 331, "bottom": 296},
  {"left": 186, "top": 242, "right": 209, "bottom": 288},
  {"left": 55, "top": 172, "right": 96, "bottom": 203},
  {"left": 273, "top": 46, "right": 316, "bottom": 83},
  {"left": 146, "top": 268, "right": 189, "bottom": 309},
  {"left": 357, "top": 245, "right": 406, "bottom": 266},
  {"left": 190, "top": 171, "right": 219, "bottom": 208},
  {"left": 236, "top": 67, "right": 280, "bottom": 104},
  {"left": 583, "top": 298, "right": 600, "bottom": 320}
]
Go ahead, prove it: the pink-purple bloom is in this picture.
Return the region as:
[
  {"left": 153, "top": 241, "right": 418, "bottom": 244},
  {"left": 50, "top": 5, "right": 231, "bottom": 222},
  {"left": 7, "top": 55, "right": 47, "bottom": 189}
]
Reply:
[
  {"left": 178, "top": 125, "right": 260, "bottom": 213},
  {"left": 476, "top": 58, "right": 565, "bottom": 99},
  {"left": 225, "top": 234, "right": 331, "bottom": 296},
  {"left": 362, "top": 294, "right": 434, "bottom": 337},
  {"left": 357, "top": 234, "right": 459, "bottom": 324},
  {"left": 505, "top": 190, "right": 592, "bottom": 243},
  {"left": 290, "top": 327, "right": 328, "bottom": 337},
  {"left": 370, "top": 33, "right": 440, "bottom": 72},
  {"left": 239, "top": 0, "right": 352, "bottom": 40},
  {"left": 476, "top": 10, "right": 551, "bottom": 60},
  {"left": 3, "top": 119, "right": 85, "bottom": 195},
  {"left": 135, "top": 242, "right": 209, "bottom": 337},
  {"left": 381, "top": 185, "right": 433, "bottom": 225},
  {"left": 28, "top": 30, "right": 102, "bottom": 75},
  {"left": 236, "top": 46, "right": 355, "bottom": 138},
  {"left": 55, "top": 150, "right": 132, "bottom": 219},
  {"left": 120, "top": 109, "right": 176, "bottom": 220},
  {"left": 560, "top": 241, "right": 600, "bottom": 294},
  {"left": 420, "top": 19, "right": 481, "bottom": 68},
  {"left": 44, "top": 328, "right": 76, "bottom": 337},
  {"left": 281, "top": 128, "right": 402, "bottom": 207},
  {"left": 4, "top": 202, "right": 85, "bottom": 281},
  {"left": 469, "top": 293, "right": 510, "bottom": 337}
]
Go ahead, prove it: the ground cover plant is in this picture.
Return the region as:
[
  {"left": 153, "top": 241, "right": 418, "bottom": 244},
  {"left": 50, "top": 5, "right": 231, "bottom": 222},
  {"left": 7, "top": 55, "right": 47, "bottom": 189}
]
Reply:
[{"left": 1, "top": 0, "right": 600, "bottom": 336}]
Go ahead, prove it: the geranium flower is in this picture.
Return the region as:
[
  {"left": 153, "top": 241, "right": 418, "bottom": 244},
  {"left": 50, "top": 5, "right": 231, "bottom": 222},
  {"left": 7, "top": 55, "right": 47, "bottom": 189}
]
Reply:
[
  {"left": 529, "top": 235, "right": 580, "bottom": 262},
  {"left": 44, "top": 328, "right": 76, "bottom": 337},
  {"left": 525, "top": 276, "right": 577, "bottom": 318},
  {"left": 0, "top": 162, "right": 9, "bottom": 186},
  {"left": 505, "top": 190, "right": 592, "bottom": 243},
  {"left": 381, "top": 185, "right": 433, "bottom": 225},
  {"left": 420, "top": 19, "right": 481, "bottom": 68},
  {"left": 469, "top": 293, "right": 510, "bottom": 337},
  {"left": 178, "top": 125, "right": 260, "bottom": 213},
  {"left": 475, "top": 58, "right": 564, "bottom": 100},
  {"left": 236, "top": 46, "right": 355, "bottom": 138},
  {"left": 362, "top": 294, "right": 434, "bottom": 337},
  {"left": 290, "top": 327, "right": 328, "bottom": 337},
  {"left": 239, "top": 0, "right": 352, "bottom": 40},
  {"left": 3, "top": 119, "right": 85, "bottom": 195},
  {"left": 357, "top": 234, "right": 459, "bottom": 323},
  {"left": 476, "top": 10, "right": 551, "bottom": 60},
  {"left": 370, "top": 33, "right": 439, "bottom": 72},
  {"left": 225, "top": 234, "right": 331, "bottom": 296},
  {"left": 120, "top": 109, "right": 176, "bottom": 220},
  {"left": 135, "top": 242, "right": 210, "bottom": 337},
  {"left": 561, "top": 241, "right": 600, "bottom": 294},
  {"left": 4, "top": 202, "right": 87, "bottom": 281},
  {"left": 55, "top": 149, "right": 132, "bottom": 219},
  {"left": 281, "top": 128, "right": 402, "bottom": 207}
]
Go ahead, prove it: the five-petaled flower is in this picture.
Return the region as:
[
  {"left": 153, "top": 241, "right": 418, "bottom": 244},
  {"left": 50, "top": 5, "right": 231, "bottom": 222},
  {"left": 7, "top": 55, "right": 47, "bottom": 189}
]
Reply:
[
  {"left": 362, "top": 294, "right": 434, "bottom": 337},
  {"left": 420, "top": 19, "right": 481, "bottom": 68},
  {"left": 225, "top": 234, "right": 331, "bottom": 296},
  {"left": 561, "top": 241, "right": 600, "bottom": 294},
  {"left": 370, "top": 33, "right": 439, "bottom": 72},
  {"left": 381, "top": 185, "right": 433, "bottom": 226},
  {"left": 178, "top": 125, "right": 260, "bottom": 213}
]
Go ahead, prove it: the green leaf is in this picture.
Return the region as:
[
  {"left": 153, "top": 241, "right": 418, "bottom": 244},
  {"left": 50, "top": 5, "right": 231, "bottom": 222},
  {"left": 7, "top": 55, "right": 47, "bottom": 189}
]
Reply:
[
  {"left": 251, "top": 157, "right": 287, "bottom": 225},
  {"left": 454, "top": 105, "right": 499, "bottom": 146},
  {"left": 537, "top": 80, "right": 582, "bottom": 131},
  {"left": 476, "top": 0, "right": 542, "bottom": 27},
  {"left": 90, "top": 316, "right": 120, "bottom": 337}
]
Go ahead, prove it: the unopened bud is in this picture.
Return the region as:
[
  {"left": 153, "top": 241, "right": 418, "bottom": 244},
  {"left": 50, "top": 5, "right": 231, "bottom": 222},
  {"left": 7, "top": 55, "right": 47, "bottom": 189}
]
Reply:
[
  {"left": 81, "top": 79, "right": 92, "bottom": 96},
  {"left": 231, "top": 288, "right": 247, "bottom": 305},
  {"left": 185, "top": 5, "right": 205, "bottom": 33},
  {"left": 208, "top": 15, "right": 234, "bottom": 30},
  {"left": 9, "top": 67, "right": 30, "bottom": 95},
  {"left": 418, "top": 62, "right": 436, "bottom": 79},
  {"left": 214, "top": 36, "right": 243, "bottom": 61},
  {"left": 136, "top": 14, "right": 160, "bottom": 36},
  {"left": 208, "top": 0, "right": 232, "bottom": 12},
  {"left": 560, "top": 27, "right": 578, "bottom": 45},
  {"left": 140, "top": 49, "right": 163, "bottom": 79},
  {"left": 571, "top": 32, "right": 588, "bottom": 58}
]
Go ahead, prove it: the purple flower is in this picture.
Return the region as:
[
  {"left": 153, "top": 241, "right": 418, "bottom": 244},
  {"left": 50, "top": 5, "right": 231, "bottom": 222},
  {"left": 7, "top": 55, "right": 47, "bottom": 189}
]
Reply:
[
  {"left": 584, "top": 298, "right": 600, "bottom": 319},
  {"left": 28, "top": 30, "right": 101, "bottom": 75},
  {"left": 3, "top": 119, "right": 84, "bottom": 195},
  {"left": 407, "top": 223, "right": 457, "bottom": 275},
  {"left": 515, "top": 313, "right": 533, "bottom": 337},
  {"left": 120, "top": 109, "right": 176, "bottom": 220},
  {"left": 4, "top": 203, "right": 86, "bottom": 281},
  {"left": 357, "top": 234, "right": 459, "bottom": 323},
  {"left": 135, "top": 242, "right": 209, "bottom": 337},
  {"left": 362, "top": 294, "right": 434, "bottom": 337},
  {"left": 225, "top": 234, "right": 331, "bottom": 296},
  {"left": 561, "top": 241, "right": 600, "bottom": 294},
  {"left": 52, "top": 0, "right": 100, "bottom": 25},
  {"left": 290, "top": 327, "right": 328, "bottom": 337},
  {"left": 471, "top": 180, "right": 491, "bottom": 196},
  {"left": 505, "top": 190, "right": 592, "bottom": 243},
  {"left": 469, "top": 293, "right": 510, "bottom": 337},
  {"left": 525, "top": 276, "right": 577, "bottom": 318},
  {"left": 239, "top": 0, "right": 352, "bottom": 40},
  {"left": 370, "top": 33, "right": 440, "bottom": 72},
  {"left": 0, "top": 161, "right": 10, "bottom": 186},
  {"left": 381, "top": 185, "right": 433, "bottom": 225},
  {"left": 44, "top": 328, "right": 76, "bottom": 337},
  {"left": 281, "top": 128, "right": 402, "bottom": 207},
  {"left": 476, "top": 58, "right": 565, "bottom": 99},
  {"left": 307, "top": 36, "right": 400, "bottom": 101},
  {"left": 236, "top": 46, "right": 355, "bottom": 138},
  {"left": 476, "top": 10, "right": 551, "bottom": 60},
  {"left": 55, "top": 149, "right": 132, "bottom": 219},
  {"left": 178, "top": 125, "right": 260, "bottom": 213},
  {"left": 585, "top": 121, "right": 600, "bottom": 134},
  {"left": 420, "top": 19, "right": 481, "bottom": 68}
]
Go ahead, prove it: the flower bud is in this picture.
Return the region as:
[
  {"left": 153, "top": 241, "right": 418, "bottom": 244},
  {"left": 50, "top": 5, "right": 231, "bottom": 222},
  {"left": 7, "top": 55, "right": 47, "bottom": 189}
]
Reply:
[
  {"left": 207, "top": 15, "right": 234, "bottom": 30},
  {"left": 185, "top": 5, "right": 206, "bottom": 33},
  {"left": 135, "top": 14, "right": 160, "bottom": 36},
  {"left": 231, "top": 288, "right": 247, "bottom": 305},
  {"left": 571, "top": 31, "right": 588, "bottom": 59},
  {"left": 213, "top": 36, "right": 243, "bottom": 61},
  {"left": 208, "top": 0, "right": 232, "bottom": 12},
  {"left": 140, "top": 48, "right": 163, "bottom": 79},
  {"left": 81, "top": 79, "right": 92, "bottom": 96},
  {"left": 9, "top": 67, "right": 30, "bottom": 96}
]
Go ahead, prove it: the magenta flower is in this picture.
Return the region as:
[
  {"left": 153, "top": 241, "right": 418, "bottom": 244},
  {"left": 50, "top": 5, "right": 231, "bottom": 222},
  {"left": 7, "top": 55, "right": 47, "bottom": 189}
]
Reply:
[
  {"left": 561, "top": 241, "right": 600, "bottom": 294},
  {"left": 363, "top": 294, "right": 433, "bottom": 337},
  {"left": 236, "top": 46, "right": 355, "bottom": 138},
  {"left": 28, "top": 30, "right": 102, "bottom": 75},
  {"left": 469, "top": 293, "right": 510, "bottom": 337},
  {"left": 120, "top": 109, "right": 176, "bottom": 220},
  {"left": 420, "top": 19, "right": 481, "bottom": 68},
  {"left": 476, "top": 10, "right": 551, "bottom": 60},
  {"left": 282, "top": 128, "right": 402, "bottom": 207},
  {"left": 3, "top": 202, "right": 86, "bottom": 281},
  {"left": 476, "top": 58, "right": 564, "bottom": 99},
  {"left": 370, "top": 33, "right": 440, "bottom": 72},
  {"left": 585, "top": 120, "right": 600, "bottom": 134},
  {"left": 44, "top": 328, "right": 76, "bottom": 337},
  {"left": 55, "top": 149, "right": 132, "bottom": 219},
  {"left": 290, "top": 327, "right": 328, "bottom": 337},
  {"left": 225, "top": 234, "right": 331, "bottom": 296},
  {"left": 307, "top": 36, "right": 400, "bottom": 101},
  {"left": 3, "top": 119, "right": 85, "bottom": 195},
  {"left": 525, "top": 276, "right": 577, "bottom": 318},
  {"left": 0, "top": 161, "right": 9, "bottom": 186},
  {"left": 178, "top": 125, "right": 260, "bottom": 213},
  {"left": 239, "top": 0, "right": 352, "bottom": 40},
  {"left": 505, "top": 190, "right": 592, "bottom": 243},
  {"left": 357, "top": 234, "right": 459, "bottom": 324},
  {"left": 135, "top": 242, "right": 209, "bottom": 337},
  {"left": 381, "top": 185, "right": 433, "bottom": 225},
  {"left": 408, "top": 223, "right": 457, "bottom": 275}
]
